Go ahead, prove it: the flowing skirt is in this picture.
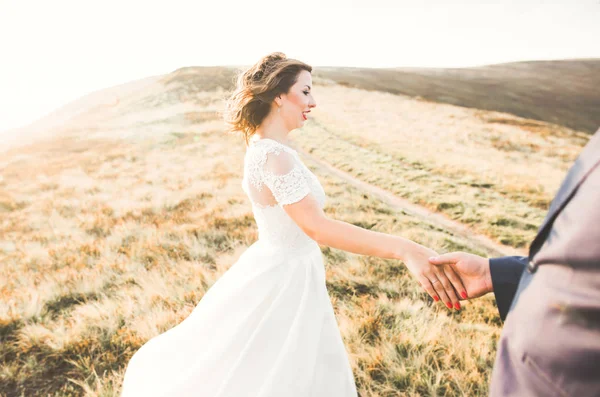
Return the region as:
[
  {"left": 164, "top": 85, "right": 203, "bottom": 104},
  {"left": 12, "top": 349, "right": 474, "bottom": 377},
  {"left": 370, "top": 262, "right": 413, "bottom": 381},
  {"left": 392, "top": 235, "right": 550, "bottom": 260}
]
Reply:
[{"left": 120, "top": 240, "right": 358, "bottom": 396}]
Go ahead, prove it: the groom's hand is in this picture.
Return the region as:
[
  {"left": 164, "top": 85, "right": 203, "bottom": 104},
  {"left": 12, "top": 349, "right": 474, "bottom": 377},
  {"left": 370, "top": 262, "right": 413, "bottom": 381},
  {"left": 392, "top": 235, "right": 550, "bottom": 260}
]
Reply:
[
  {"left": 403, "top": 244, "right": 466, "bottom": 311},
  {"left": 428, "top": 252, "right": 493, "bottom": 299}
]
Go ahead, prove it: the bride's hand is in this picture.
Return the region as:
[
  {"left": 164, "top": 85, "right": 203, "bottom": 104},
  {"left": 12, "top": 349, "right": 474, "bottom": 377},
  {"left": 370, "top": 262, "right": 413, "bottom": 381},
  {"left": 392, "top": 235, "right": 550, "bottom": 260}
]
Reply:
[{"left": 403, "top": 244, "right": 466, "bottom": 311}]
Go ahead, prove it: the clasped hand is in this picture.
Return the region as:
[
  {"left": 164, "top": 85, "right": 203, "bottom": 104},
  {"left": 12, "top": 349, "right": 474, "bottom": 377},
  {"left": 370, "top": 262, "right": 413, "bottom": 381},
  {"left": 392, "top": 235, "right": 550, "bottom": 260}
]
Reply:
[{"left": 402, "top": 244, "right": 467, "bottom": 311}]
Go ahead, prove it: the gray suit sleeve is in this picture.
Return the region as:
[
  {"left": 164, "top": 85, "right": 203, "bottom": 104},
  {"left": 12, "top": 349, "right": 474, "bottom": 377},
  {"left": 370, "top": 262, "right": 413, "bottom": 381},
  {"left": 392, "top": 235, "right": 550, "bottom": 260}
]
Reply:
[{"left": 489, "top": 256, "right": 527, "bottom": 321}]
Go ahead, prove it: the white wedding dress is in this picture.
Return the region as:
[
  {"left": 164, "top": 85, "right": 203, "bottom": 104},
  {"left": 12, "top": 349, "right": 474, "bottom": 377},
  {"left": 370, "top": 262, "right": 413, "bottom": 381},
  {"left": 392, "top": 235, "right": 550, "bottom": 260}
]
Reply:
[{"left": 120, "top": 137, "right": 358, "bottom": 396}]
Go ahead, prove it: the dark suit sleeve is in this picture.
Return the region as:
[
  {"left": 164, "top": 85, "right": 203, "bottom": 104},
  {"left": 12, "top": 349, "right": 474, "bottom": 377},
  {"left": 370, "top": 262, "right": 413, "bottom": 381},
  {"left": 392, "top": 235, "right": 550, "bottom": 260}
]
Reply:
[{"left": 489, "top": 256, "right": 527, "bottom": 321}]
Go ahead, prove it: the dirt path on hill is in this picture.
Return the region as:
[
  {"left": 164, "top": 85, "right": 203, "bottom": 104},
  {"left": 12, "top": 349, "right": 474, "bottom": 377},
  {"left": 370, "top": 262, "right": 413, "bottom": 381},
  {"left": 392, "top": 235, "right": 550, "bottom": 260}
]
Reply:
[{"left": 297, "top": 147, "right": 526, "bottom": 257}]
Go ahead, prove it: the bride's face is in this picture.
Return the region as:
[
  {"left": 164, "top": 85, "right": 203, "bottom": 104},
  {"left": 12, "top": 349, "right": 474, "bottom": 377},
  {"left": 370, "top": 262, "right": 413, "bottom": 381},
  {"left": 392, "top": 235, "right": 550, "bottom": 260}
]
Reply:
[{"left": 277, "top": 70, "right": 317, "bottom": 130}]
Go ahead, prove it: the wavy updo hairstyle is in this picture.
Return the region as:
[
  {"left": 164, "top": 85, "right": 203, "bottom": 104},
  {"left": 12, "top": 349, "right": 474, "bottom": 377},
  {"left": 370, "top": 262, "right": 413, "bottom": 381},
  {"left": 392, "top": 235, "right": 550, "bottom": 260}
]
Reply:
[{"left": 224, "top": 52, "right": 312, "bottom": 144}]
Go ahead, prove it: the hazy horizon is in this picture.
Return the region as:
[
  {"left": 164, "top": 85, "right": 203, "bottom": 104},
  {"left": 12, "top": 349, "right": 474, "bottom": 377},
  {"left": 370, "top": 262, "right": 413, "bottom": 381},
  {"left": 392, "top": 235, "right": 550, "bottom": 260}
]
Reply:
[{"left": 2, "top": 0, "right": 599, "bottom": 134}]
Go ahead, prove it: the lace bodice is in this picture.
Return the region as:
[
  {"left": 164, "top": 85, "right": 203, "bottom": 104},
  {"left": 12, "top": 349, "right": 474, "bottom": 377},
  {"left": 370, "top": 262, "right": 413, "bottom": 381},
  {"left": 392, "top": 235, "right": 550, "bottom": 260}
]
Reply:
[{"left": 242, "top": 138, "right": 326, "bottom": 252}]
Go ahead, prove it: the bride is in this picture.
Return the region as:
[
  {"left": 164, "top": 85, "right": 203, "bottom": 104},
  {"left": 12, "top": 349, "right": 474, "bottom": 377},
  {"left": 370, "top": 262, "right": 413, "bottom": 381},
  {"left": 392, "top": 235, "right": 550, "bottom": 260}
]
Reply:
[{"left": 120, "top": 52, "right": 465, "bottom": 397}]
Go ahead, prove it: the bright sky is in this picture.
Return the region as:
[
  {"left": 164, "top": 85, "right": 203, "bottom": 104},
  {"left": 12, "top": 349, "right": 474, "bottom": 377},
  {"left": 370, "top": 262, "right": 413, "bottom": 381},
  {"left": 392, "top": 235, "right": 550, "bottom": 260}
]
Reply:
[{"left": 1, "top": 0, "right": 599, "bottom": 134}]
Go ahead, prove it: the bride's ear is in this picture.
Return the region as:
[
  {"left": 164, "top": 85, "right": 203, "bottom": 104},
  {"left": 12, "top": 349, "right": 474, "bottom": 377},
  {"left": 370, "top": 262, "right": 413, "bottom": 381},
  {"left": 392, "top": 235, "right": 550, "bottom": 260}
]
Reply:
[{"left": 274, "top": 95, "right": 283, "bottom": 108}]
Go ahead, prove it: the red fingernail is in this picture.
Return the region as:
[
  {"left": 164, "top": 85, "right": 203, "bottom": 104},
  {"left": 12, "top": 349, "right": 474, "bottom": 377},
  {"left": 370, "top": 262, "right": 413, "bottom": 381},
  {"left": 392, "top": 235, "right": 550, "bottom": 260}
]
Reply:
[
  {"left": 434, "top": 296, "right": 439, "bottom": 302},
  {"left": 461, "top": 291, "right": 468, "bottom": 299},
  {"left": 455, "top": 302, "right": 461, "bottom": 310},
  {"left": 446, "top": 302, "right": 452, "bottom": 309}
]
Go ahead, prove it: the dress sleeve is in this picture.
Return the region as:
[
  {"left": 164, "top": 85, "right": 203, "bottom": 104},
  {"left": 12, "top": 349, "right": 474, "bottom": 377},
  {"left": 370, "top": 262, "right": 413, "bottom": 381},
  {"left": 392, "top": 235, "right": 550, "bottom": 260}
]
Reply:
[{"left": 261, "top": 149, "right": 311, "bottom": 206}]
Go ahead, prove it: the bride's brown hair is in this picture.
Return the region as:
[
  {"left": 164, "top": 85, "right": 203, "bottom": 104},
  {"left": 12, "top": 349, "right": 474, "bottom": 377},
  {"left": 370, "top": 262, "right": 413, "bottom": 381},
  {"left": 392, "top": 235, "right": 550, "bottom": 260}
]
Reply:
[{"left": 224, "top": 52, "right": 312, "bottom": 144}]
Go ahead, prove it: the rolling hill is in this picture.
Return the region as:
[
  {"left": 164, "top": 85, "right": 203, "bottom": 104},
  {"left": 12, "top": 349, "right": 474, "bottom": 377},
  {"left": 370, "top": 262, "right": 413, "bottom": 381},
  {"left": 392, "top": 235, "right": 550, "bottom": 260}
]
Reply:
[{"left": 314, "top": 59, "right": 600, "bottom": 134}]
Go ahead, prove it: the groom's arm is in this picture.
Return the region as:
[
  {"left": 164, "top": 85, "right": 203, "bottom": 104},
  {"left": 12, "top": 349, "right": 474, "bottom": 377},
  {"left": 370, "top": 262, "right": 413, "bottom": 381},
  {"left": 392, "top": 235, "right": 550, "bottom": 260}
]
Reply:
[{"left": 489, "top": 256, "right": 527, "bottom": 321}]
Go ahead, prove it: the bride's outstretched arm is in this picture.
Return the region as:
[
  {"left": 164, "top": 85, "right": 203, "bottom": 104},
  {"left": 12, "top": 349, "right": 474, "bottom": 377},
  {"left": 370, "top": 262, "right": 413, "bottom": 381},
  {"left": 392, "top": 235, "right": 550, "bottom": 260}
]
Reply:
[{"left": 284, "top": 193, "right": 465, "bottom": 310}]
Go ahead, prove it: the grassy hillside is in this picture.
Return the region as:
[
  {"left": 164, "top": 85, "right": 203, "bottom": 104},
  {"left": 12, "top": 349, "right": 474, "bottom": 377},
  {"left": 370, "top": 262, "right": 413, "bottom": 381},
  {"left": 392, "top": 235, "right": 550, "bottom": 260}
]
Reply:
[
  {"left": 2, "top": 130, "right": 505, "bottom": 396},
  {"left": 315, "top": 59, "right": 600, "bottom": 134},
  {"left": 0, "top": 62, "right": 592, "bottom": 396}
]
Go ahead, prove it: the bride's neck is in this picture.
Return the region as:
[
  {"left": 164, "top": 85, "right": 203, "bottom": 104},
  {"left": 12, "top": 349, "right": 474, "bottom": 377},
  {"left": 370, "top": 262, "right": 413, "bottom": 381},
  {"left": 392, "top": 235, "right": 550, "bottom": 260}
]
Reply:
[{"left": 254, "top": 115, "right": 290, "bottom": 144}]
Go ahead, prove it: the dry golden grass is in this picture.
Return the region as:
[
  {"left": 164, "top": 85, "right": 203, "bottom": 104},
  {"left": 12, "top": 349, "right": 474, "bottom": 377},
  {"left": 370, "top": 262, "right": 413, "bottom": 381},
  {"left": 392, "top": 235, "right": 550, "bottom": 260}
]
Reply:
[{"left": 0, "top": 68, "right": 589, "bottom": 396}]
